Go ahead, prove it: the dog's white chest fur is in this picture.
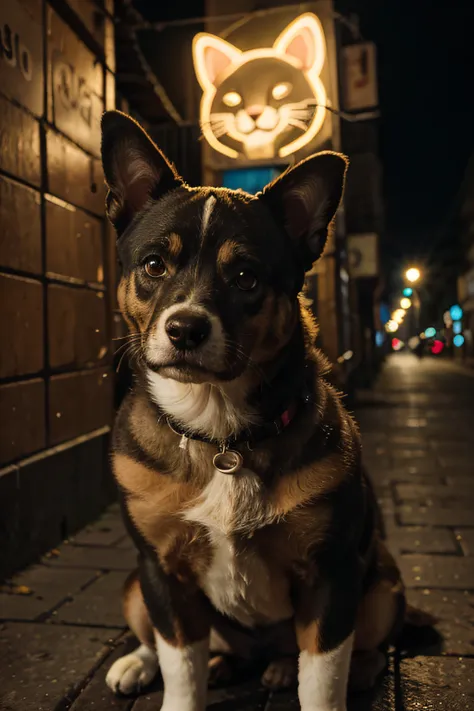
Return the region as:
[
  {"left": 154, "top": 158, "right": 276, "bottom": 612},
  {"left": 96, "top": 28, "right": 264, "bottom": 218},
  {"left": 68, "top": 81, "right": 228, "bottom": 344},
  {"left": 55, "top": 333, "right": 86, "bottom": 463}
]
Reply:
[
  {"left": 148, "top": 372, "right": 292, "bottom": 626},
  {"left": 185, "top": 468, "right": 292, "bottom": 627}
]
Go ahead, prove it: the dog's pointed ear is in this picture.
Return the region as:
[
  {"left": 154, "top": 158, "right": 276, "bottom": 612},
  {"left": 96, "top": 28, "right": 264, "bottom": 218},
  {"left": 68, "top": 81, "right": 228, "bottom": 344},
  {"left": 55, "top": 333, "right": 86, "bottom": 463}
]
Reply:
[
  {"left": 101, "top": 110, "right": 182, "bottom": 235},
  {"left": 259, "top": 152, "right": 348, "bottom": 271}
]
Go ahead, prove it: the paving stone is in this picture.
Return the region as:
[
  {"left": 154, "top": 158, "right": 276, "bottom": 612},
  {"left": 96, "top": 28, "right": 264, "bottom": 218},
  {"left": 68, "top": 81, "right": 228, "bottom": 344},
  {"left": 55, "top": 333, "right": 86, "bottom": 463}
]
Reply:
[
  {"left": 0, "top": 565, "right": 99, "bottom": 620},
  {"left": 399, "top": 554, "right": 474, "bottom": 589},
  {"left": 133, "top": 680, "right": 269, "bottom": 710},
  {"left": 388, "top": 435, "right": 431, "bottom": 446},
  {"left": 363, "top": 468, "right": 445, "bottom": 489},
  {"left": 265, "top": 659, "right": 396, "bottom": 710},
  {"left": 69, "top": 637, "right": 136, "bottom": 710},
  {"left": 70, "top": 516, "right": 127, "bottom": 547},
  {"left": 394, "top": 483, "right": 474, "bottom": 502},
  {"left": 403, "top": 588, "right": 474, "bottom": 655},
  {"left": 359, "top": 431, "right": 388, "bottom": 443},
  {"left": 446, "top": 474, "right": 474, "bottom": 488},
  {"left": 390, "top": 449, "right": 435, "bottom": 461},
  {"left": 105, "top": 502, "right": 121, "bottom": 514},
  {"left": 399, "top": 657, "right": 474, "bottom": 709},
  {"left": 392, "top": 473, "right": 447, "bottom": 485},
  {"left": 455, "top": 529, "right": 474, "bottom": 555},
  {"left": 432, "top": 442, "right": 472, "bottom": 455},
  {"left": 116, "top": 536, "right": 135, "bottom": 551},
  {"left": 130, "top": 690, "right": 164, "bottom": 710},
  {"left": 42, "top": 544, "right": 137, "bottom": 571},
  {"left": 207, "top": 681, "right": 269, "bottom": 710},
  {"left": 376, "top": 494, "right": 396, "bottom": 512},
  {"left": 398, "top": 504, "right": 474, "bottom": 526},
  {"left": 0, "top": 622, "right": 117, "bottom": 711},
  {"left": 439, "top": 455, "right": 474, "bottom": 469},
  {"left": 386, "top": 463, "right": 446, "bottom": 481},
  {"left": 390, "top": 527, "right": 458, "bottom": 554},
  {"left": 53, "top": 571, "right": 128, "bottom": 627}
]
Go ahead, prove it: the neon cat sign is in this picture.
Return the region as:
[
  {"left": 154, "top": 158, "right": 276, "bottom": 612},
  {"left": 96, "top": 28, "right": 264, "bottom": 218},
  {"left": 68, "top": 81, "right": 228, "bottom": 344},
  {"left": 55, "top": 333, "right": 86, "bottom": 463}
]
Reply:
[{"left": 192, "top": 13, "right": 328, "bottom": 161}]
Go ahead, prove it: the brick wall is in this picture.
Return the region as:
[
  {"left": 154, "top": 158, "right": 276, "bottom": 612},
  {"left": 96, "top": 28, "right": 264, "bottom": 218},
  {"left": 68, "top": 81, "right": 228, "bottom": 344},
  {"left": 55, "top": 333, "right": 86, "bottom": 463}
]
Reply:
[{"left": 0, "top": 0, "right": 117, "bottom": 579}]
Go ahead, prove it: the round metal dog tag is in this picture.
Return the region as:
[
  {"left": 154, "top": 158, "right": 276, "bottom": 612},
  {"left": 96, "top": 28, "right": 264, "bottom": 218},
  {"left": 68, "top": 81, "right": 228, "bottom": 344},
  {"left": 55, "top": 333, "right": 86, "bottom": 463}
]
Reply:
[{"left": 213, "top": 449, "right": 243, "bottom": 474}]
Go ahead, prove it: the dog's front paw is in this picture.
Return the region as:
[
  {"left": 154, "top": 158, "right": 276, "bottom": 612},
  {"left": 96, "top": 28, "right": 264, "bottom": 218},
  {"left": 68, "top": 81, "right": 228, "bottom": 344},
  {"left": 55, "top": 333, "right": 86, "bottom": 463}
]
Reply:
[
  {"left": 106, "top": 645, "right": 159, "bottom": 695},
  {"left": 261, "top": 657, "right": 298, "bottom": 690}
]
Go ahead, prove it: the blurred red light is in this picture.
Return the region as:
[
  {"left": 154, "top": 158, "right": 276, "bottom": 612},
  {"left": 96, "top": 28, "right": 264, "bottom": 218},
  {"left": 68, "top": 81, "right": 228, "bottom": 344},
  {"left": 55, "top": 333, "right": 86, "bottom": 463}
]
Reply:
[
  {"left": 392, "top": 338, "right": 401, "bottom": 349},
  {"left": 431, "top": 339, "right": 444, "bottom": 355}
]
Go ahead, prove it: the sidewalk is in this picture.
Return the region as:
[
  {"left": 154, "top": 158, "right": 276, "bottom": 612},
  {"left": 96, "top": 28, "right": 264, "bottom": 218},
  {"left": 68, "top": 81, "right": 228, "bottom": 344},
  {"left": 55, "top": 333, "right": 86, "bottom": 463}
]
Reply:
[{"left": 1, "top": 353, "right": 474, "bottom": 710}]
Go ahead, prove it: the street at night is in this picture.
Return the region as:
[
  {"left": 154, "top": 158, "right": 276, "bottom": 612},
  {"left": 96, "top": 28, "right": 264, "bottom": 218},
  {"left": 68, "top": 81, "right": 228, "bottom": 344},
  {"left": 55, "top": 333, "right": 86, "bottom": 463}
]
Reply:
[{"left": 2, "top": 354, "right": 474, "bottom": 709}]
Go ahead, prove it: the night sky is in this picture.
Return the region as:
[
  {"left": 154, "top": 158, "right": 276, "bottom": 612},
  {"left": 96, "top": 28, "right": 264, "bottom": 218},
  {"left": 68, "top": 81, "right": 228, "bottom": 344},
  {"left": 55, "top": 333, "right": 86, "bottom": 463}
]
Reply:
[{"left": 337, "top": 0, "right": 474, "bottom": 260}]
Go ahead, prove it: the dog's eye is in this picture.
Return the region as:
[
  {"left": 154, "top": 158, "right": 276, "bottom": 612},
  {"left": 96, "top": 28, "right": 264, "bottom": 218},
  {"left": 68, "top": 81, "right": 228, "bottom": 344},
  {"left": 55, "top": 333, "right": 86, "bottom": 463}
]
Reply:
[
  {"left": 235, "top": 270, "right": 258, "bottom": 291},
  {"left": 144, "top": 256, "right": 166, "bottom": 278}
]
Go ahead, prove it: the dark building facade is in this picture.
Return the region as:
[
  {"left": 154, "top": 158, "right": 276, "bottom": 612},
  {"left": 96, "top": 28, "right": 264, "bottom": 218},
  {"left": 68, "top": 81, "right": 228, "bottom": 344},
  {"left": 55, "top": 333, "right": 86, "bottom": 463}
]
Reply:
[{"left": 0, "top": 0, "right": 116, "bottom": 578}]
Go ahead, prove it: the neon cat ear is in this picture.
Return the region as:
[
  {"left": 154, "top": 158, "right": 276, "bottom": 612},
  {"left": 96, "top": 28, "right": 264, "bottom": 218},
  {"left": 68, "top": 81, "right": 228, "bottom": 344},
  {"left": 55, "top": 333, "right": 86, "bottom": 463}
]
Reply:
[
  {"left": 193, "top": 34, "right": 242, "bottom": 91},
  {"left": 274, "top": 13, "right": 326, "bottom": 75}
]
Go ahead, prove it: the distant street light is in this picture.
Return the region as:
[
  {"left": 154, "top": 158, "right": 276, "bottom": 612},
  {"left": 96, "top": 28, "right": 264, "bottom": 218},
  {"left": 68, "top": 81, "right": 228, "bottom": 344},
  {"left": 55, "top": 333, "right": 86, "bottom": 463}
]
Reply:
[
  {"left": 400, "top": 297, "right": 412, "bottom": 309},
  {"left": 392, "top": 309, "right": 406, "bottom": 324},
  {"left": 386, "top": 320, "right": 399, "bottom": 333},
  {"left": 406, "top": 267, "right": 421, "bottom": 283},
  {"left": 449, "top": 304, "right": 463, "bottom": 321}
]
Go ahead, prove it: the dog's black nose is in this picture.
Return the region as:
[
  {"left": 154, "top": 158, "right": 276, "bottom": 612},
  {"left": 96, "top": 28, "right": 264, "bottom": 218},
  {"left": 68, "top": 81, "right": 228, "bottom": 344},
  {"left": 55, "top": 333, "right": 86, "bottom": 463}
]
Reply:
[{"left": 165, "top": 312, "right": 211, "bottom": 350}]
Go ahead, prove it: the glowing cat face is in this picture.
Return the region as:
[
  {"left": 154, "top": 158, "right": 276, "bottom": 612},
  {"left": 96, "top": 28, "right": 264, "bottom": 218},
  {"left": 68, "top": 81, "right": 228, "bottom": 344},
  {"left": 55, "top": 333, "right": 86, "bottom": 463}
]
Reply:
[{"left": 193, "top": 13, "right": 328, "bottom": 161}]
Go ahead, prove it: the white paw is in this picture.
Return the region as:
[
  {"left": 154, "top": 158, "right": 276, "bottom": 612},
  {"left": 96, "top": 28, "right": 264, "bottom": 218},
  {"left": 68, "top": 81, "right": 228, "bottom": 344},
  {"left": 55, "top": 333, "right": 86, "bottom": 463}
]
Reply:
[
  {"left": 261, "top": 657, "right": 298, "bottom": 690},
  {"left": 106, "top": 645, "right": 159, "bottom": 695}
]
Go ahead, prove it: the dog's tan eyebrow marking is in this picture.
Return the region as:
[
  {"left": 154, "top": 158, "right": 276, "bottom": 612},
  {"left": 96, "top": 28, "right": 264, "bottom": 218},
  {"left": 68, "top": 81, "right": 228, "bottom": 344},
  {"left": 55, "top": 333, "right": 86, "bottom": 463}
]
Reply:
[
  {"left": 166, "top": 233, "right": 182, "bottom": 258},
  {"left": 217, "top": 240, "right": 250, "bottom": 267},
  {"left": 201, "top": 195, "right": 216, "bottom": 237}
]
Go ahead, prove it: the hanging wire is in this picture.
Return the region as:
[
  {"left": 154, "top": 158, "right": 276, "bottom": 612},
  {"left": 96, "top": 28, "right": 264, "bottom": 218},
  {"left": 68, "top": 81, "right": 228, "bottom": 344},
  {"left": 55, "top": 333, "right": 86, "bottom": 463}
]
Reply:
[
  {"left": 126, "top": 5, "right": 363, "bottom": 40},
  {"left": 323, "top": 105, "right": 380, "bottom": 122},
  {"left": 121, "top": 0, "right": 185, "bottom": 125},
  {"left": 130, "top": 29, "right": 185, "bottom": 125}
]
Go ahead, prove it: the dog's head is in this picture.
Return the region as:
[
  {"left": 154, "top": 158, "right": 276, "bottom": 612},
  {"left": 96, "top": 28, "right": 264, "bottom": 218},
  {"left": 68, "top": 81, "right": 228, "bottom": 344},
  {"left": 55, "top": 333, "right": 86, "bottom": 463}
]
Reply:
[{"left": 101, "top": 111, "right": 347, "bottom": 386}]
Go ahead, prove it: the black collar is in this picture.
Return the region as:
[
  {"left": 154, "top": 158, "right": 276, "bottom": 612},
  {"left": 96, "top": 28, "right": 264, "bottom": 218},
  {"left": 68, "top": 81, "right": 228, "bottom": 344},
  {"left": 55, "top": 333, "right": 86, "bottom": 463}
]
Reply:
[{"left": 165, "top": 369, "right": 313, "bottom": 451}]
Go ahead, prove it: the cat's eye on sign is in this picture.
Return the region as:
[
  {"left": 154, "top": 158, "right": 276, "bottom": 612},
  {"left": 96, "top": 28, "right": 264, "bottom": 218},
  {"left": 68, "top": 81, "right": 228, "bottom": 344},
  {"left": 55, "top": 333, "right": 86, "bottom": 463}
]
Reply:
[
  {"left": 223, "top": 91, "right": 242, "bottom": 108},
  {"left": 272, "top": 83, "right": 292, "bottom": 101},
  {"left": 192, "top": 13, "right": 328, "bottom": 161}
]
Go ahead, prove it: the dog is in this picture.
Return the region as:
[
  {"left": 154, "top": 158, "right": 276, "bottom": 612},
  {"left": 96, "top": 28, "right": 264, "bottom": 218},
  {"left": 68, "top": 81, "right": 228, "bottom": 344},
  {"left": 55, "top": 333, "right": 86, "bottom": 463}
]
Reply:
[{"left": 100, "top": 110, "right": 405, "bottom": 711}]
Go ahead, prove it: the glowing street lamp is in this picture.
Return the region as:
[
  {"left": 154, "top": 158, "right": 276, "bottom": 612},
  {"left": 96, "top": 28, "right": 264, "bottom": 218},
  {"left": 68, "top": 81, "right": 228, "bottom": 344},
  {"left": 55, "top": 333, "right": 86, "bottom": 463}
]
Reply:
[
  {"left": 386, "top": 320, "right": 399, "bottom": 333},
  {"left": 392, "top": 309, "right": 406, "bottom": 324},
  {"left": 405, "top": 267, "right": 421, "bottom": 283},
  {"left": 400, "top": 297, "right": 412, "bottom": 309}
]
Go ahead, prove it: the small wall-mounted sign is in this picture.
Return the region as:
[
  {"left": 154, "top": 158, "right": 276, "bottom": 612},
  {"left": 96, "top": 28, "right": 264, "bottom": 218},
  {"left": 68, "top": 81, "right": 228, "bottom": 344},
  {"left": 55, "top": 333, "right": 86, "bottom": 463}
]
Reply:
[
  {"left": 193, "top": 13, "right": 328, "bottom": 162},
  {"left": 342, "top": 43, "right": 378, "bottom": 111},
  {"left": 347, "top": 232, "right": 379, "bottom": 278}
]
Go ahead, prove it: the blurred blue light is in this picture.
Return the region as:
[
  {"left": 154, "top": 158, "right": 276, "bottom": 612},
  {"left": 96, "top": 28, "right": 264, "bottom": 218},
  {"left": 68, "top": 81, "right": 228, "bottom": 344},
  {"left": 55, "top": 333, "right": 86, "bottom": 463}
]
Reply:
[
  {"left": 403, "top": 287, "right": 413, "bottom": 297},
  {"left": 453, "top": 334, "right": 465, "bottom": 348},
  {"left": 424, "top": 327, "right": 436, "bottom": 338},
  {"left": 222, "top": 167, "right": 282, "bottom": 194},
  {"left": 453, "top": 321, "right": 462, "bottom": 335},
  {"left": 450, "top": 304, "right": 463, "bottom": 321},
  {"left": 380, "top": 303, "right": 391, "bottom": 325},
  {"left": 375, "top": 331, "right": 384, "bottom": 347}
]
